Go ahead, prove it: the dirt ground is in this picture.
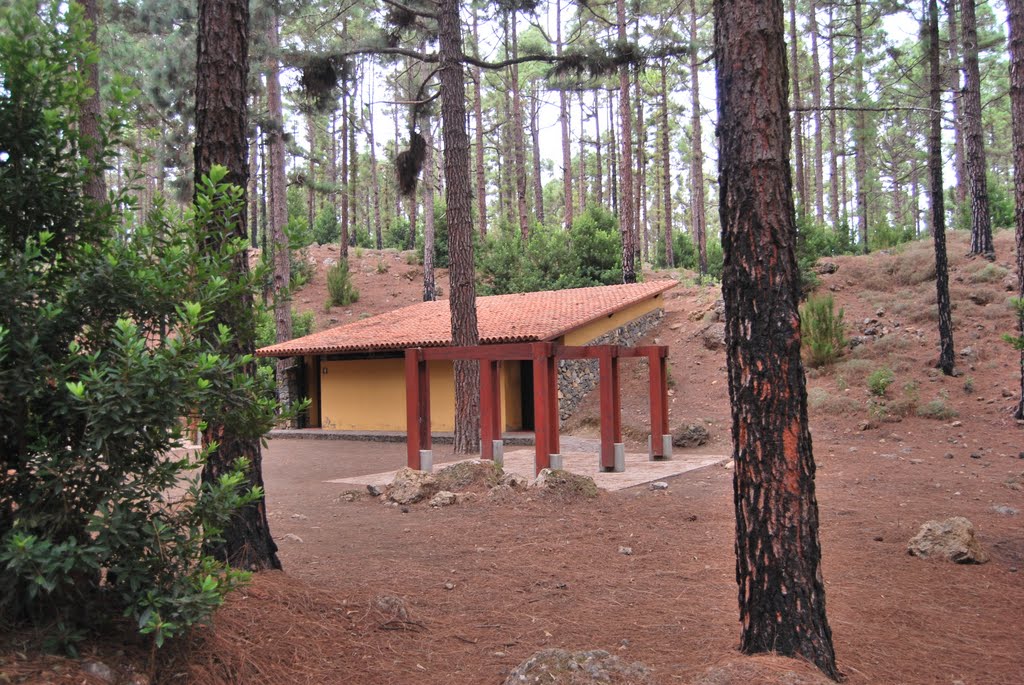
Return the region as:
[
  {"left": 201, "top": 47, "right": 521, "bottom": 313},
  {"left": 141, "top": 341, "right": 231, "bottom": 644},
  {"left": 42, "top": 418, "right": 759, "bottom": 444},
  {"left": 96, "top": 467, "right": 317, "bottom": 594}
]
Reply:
[{"left": 6, "top": 233, "right": 1024, "bottom": 684}]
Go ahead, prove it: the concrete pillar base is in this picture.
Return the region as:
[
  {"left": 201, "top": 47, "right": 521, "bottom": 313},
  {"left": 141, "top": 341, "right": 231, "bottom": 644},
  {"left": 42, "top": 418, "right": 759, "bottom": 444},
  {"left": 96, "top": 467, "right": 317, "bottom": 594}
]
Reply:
[
  {"left": 419, "top": 449, "right": 433, "bottom": 473},
  {"left": 549, "top": 453, "right": 563, "bottom": 471},
  {"left": 493, "top": 440, "right": 504, "bottom": 467}
]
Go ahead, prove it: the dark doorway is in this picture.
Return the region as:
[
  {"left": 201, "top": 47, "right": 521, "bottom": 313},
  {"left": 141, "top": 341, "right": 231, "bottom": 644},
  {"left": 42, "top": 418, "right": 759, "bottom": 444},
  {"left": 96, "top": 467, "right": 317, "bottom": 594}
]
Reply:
[{"left": 520, "top": 360, "right": 534, "bottom": 431}]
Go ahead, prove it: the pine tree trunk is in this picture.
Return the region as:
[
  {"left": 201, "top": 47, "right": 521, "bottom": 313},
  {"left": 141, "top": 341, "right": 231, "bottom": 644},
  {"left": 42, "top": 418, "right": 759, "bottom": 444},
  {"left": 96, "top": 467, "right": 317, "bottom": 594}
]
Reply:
[
  {"left": 608, "top": 92, "right": 618, "bottom": 214},
  {"left": 349, "top": 92, "right": 358, "bottom": 247},
  {"left": 595, "top": 91, "right": 604, "bottom": 208},
  {"left": 368, "top": 99, "right": 383, "bottom": 249},
  {"left": 439, "top": 0, "right": 480, "bottom": 454},
  {"left": 510, "top": 18, "right": 530, "bottom": 239},
  {"left": 340, "top": 89, "right": 350, "bottom": 257},
  {"left": 827, "top": 4, "right": 840, "bottom": 230},
  {"left": 928, "top": 0, "right": 956, "bottom": 376},
  {"left": 634, "top": 67, "right": 648, "bottom": 264},
  {"left": 948, "top": 3, "right": 969, "bottom": 213},
  {"left": 248, "top": 119, "right": 259, "bottom": 248},
  {"left": 194, "top": 0, "right": 280, "bottom": 571},
  {"left": 81, "top": 0, "right": 105, "bottom": 203},
  {"left": 809, "top": 0, "right": 825, "bottom": 224},
  {"left": 266, "top": 12, "right": 292, "bottom": 414},
  {"left": 617, "top": 0, "right": 636, "bottom": 283},
  {"left": 558, "top": 0, "right": 573, "bottom": 230},
  {"left": 306, "top": 112, "right": 316, "bottom": 234},
  {"left": 854, "top": 0, "right": 869, "bottom": 253},
  {"left": 961, "top": 0, "right": 995, "bottom": 258},
  {"left": 660, "top": 61, "right": 673, "bottom": 268},
  {"left": 1008, "top": 0, "right": 1024, "bottom": 418},
  {"left": 789, "top": 0, "right": 807, "bottom": 215},
  {"left": 690, "top": 0, "right": 708, "bottom": 276},
  {"left": 530, "top": 82, "right": 545, "bottom": 226},
  {"left": 473, "top": 8, "right": 488, "bottom": 237},
  {"left": 422, "top": 115, "right": 437, "bottom": 302},
  {"left": 713, "top": 0, "right": 836, "bottom": 676}
]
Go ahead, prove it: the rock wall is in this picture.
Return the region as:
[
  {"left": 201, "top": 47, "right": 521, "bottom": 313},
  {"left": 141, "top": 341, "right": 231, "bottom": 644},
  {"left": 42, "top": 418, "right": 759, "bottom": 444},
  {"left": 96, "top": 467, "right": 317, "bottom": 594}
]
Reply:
[{"left": 557, "top": 308, "right": 664, "bottom": 422}]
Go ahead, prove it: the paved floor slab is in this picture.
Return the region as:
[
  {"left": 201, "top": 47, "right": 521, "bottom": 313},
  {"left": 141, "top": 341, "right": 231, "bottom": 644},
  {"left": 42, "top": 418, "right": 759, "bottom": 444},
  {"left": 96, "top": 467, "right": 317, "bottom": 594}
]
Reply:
[{"left": 327, "top": 448, "right": 729, "bottom": 492}]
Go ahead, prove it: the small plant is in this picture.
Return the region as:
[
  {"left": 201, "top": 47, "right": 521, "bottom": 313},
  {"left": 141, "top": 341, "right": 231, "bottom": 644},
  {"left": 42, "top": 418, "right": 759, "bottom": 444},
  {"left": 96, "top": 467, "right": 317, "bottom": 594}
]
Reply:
[
  {"left": 376, "top": 259, "right": 389, "bottom": 274},
  {"left": 800, "top": 294, "right": 846, "bottom": 367},
  {"left": 836, "top": 374, "right": 848, "bottom": 391},
  {"left": 969, "top": 263, "right": 1008, "bottom": 284},
  {"left": 962, "top": 376, "right": 975, "bottom": 394},
  {"left": 355, "top": 246, "right": 364, "bottom": 259},
  {"left": 867, "top": 367, "right": 895, "bottom": 397},
  {"left": 326, "top": 260, "right": 359, "bottom": 307},
  {"left": 917, "top": 397, "right": 958, "bottom": 420}
]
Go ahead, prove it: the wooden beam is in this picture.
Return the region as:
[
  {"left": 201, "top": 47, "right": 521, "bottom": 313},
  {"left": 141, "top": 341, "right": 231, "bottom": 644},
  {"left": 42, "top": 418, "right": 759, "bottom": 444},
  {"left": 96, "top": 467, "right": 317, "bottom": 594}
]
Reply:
[
  {"left": 479, "top": 359, "right": 502, "bottom": 460},
  {"left": 404, "top": 348, "right": 431, "bottom": 469},
  {"left": 531, "top": 343, "right": 553, "bottom": 474},
  {"left": 598, "top": 346, "right": 622, "bottom": 470}
]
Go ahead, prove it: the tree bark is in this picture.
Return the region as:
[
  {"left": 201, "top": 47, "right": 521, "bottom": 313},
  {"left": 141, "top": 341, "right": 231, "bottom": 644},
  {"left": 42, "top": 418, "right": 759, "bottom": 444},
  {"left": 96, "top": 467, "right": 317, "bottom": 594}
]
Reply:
[
  {"left": 340, "top": 88, "right": 350, "bottom": 257},
  {"left": 789, "top": 0, "right": 807, "bottom": 216},
  {"left": 634, "top": 65, "right": 648, "bottom": 264},
  {"left": 617, "top": 0, "right": 636, "bottom": 283},
  {"left": 713, "top": 0, "right": 837, "bottom": 677},
  {"left": 1008, "top": 0, "right": 1024, "bottom": 418},
  {"left": 853, "top": 0, "right": 869, "bottom": 253},
  {"left": 368, "top": 98, "right": 383, "bottom": 249},
  {"left": 809, "top": 0, "right": 825, "bottom": 224},
  {"left": 690, "top": 0, "right": 708, "bottom": 276},
  {"left": 928, "top": 0, "right": 956, "bottom": 376},
  {"left": 595, "top": 91, "right": 604, "bottom": 208},
  {"left": 660, "top": 60, "right": 673, "bottom": 268},
  {"left": 349, "top": 89, "right": 359, "bottom": 247},
  {"left": 948, "top": 3, "right": 968, "bottom": 213},
  {"left": 558, "top": 0, "right": 573, "bottom": 230},
  {"left": 473, "top": 7, "right": 488, "bottom": 237},
  {"left": 439, "top": 0, "right": 480, "bottom": 454},
  {"left": 81, "top": 0, "right": 106, "bottom": 204},
  {"left": 422, "top": 115, "right": 437, "bottom": 302},
  {"left": 509, "top": 17, "right": 530, "bottom": 239},
  {"left": 960, "top": 0, "right": 995, "bottom": 258},
  {"left": 530, "top": 81, "right": 545, "bottom": 226},
  {"left": 193, "top": 0, "right": 280, "bottom": 571},
  {"left": 827, "top": 4, "right": 840, "bottom": 230},
  {"left": 306, "top": 112, "right": 316, "bottom": 234}
]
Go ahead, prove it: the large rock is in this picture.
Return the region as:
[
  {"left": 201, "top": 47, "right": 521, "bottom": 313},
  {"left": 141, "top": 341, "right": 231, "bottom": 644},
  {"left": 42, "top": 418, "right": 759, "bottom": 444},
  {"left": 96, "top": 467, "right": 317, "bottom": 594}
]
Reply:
[
  {"left": 907, "top": 516, "right": 989, "bottom": 564},
  {"left": 503, "top": 648, "right": 651, "bottom": 684},
  {"left": 531, "top": 469, "right": 599, "bottom": 500},
  {"left": 384, "top": 468, "right": 438, "bottom": 505},
  {"left": 673, "top": 423, "right": 710, "bottom": 448},
  {"left": 701, "top": 323, "right": 726, "bottom": 351}
]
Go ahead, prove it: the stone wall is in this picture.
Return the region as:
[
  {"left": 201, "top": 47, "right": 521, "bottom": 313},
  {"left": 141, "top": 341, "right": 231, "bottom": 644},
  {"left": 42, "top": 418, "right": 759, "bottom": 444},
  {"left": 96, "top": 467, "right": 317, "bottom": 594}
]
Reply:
[{"left": 557, "top": 308, "right": 664, "bottom": 422}]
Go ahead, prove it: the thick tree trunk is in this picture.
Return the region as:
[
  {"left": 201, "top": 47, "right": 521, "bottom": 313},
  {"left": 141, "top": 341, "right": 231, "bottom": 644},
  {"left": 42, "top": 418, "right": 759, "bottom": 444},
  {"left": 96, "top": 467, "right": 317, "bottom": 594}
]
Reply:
[
  {"left": 617, "top": 0, "right": 636, "bottom": 283},
  {"left": 660, "top": 61, "right": 673, "bottom": 268},
  {"left": 439, "top": 0, "right": 480, "bottom": 454},
  {"left": 81, "top": 0, "right": 106, "bottom": 203},
  {"left": 853, "top": 0, "right": 869, "bottom": 253},
  {"left": 579, "top": 95, "right": 587, "bottom": 211},
  {"left": 558, "top": 0, "right": 573, "bottom": 230},
  {"left": 634, "top": 69, "right": 648, "bottom": 264},
  {"left": 809, "top": 0, "right": 824, "bottom": 224},
  {"left": 928, "top": 0, "right": 956, "bottom": 376},
  {"left": 788, "top": 0, "right": 807, "bottom": 215},
  {"left": 690, "top": 0, "right": 708, "bottom": 276},
  {"left": 248, "top": 120, "right": 259, "bottom": 248},
  {"left": 713, "top": 0, "right": 837, "bottom": 677},
  {"left": 340, "top": 89, "right": 350, "bottom": 257},
  {"left": 266, "top": 13, "right": 292, "bottom": 412},
  {"left": 961, "top": 0, "right": 995, "bottom": 258},
  {"left": 194, "top": 0, "right": 280, "bottom": 571},
  {"left": 422, "top": 116, "right": 437, "bottom": 302},
  {"left": 1008, "top": 0, "right": 1024, "bottom": 418},
  {"left": 473, "top": 8, "right": 488, "bottom": 237},
  {"left": 608, "top": 92, "right": 617, "bottom": 214}
]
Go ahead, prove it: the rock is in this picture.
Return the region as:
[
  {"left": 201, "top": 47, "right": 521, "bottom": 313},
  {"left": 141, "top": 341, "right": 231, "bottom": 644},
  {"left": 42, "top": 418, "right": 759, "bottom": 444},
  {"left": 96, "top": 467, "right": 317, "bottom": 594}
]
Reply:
[
  {"left": 443, "top": 581, "right": 456, "bottom": 590},
  {"left": 970, "top": 452, "right": 983, "bottom": 459},
  {"left": 668, "top": 322, "right": 683, "bottom": 331},
  {"left": 876, "top": 307, "right": 886, "bottom": 317},
  {"left": 125, "top": 673, "right": 151, "bottom": 685},
  {"left": 672, "top": 423, "right": 710, "bottom": 448},
  {"left": 429, "top": 490, "right": 458, "bottom": 508},
  {"left": 384, "top": 467, "right": 438, "bottom": 505},
  {"left": 322, "top": 257, "right": 337, "bottom": 266},
  {"left": 366, "top": 484, "right": 383, "bottom": 497},
  {"left": 618, "top": 546, "right": 633, "bottom": 556},
  {"left": 689, "top": 655, "right": 834, "bottom": 685},
  {"left": 283, "top": 533, "right": 303, "bottom": 543},
  {"left": 487, "top": 484, "right": 518, "bottom": 502},
  {"left": 82, "top": 661, "right": 116, "bottom": 684},
  {"left": 530, "top": 469, "right": 599, "bottom": 500},
  {"left": 992, "top": 505, "right": 1019, "bottom": 516},
  {"left": 815, "top": 261, "right": 838, "bottom": 275},
  {"left": 373, "top": 594, "right": 409, "bottom": 621},
  {"left": 649, "top": 481, "right": 669, "bottom": 490},
  {"left": 1004, "top": 276, "right": 1017, "bottom": 291},
  {"left": 701, "top": 323, "right": 726, "bottom": 351},
  {"left": 503, "top": 648, "right": 652, "bottom": 685},
  {"left": 290, "top": 513, "right": 308, "bottom": 519},
  {"left": 500, "top": 472, "right": 530, "bottom": 489},
  {"left": 907, "top": 517, "right": 989, "bottom": 564}
]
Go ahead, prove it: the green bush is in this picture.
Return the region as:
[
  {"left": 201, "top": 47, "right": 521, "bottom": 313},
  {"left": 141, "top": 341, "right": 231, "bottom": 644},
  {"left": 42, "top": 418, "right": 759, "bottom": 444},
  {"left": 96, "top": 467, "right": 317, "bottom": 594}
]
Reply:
[
  {"left": 384, "top": 216, "right": 412, "bottom": 250},
  {"left": 867, "top": 367, "right": 895, "bottom": 397},
  {"left": 1, "top": 2, "right": 282, "bottom": 651},
  {"left": 654, "top": 230, "right": 699, "bottom": 270},
  {"left": 326, "top": 260, "right": 359, "bottom": 306},
  {"left": 800, "top": 294, "right": 846, "bottom": 367},
  {"left": 312, "top": 204, "right": 339, "bottom": 245}
]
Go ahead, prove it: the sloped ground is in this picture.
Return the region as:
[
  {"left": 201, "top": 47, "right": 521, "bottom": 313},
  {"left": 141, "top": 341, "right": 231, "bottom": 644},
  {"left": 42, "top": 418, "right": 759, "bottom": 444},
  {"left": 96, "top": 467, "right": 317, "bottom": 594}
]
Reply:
[{"left": 6, "top": 232, "right": 1024, "bottom": 684}]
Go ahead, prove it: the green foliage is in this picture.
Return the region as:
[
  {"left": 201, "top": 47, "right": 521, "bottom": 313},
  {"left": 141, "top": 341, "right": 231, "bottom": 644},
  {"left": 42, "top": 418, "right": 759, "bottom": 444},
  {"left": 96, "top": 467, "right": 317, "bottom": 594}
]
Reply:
[
  {"left": 476, "top": 206, "right": 622, "bottom": 295},
  {"left": 969, "top": 263, "right": 1009, "bottom": 283},
  {"left": 916, "top": 397, "right": 958, "bottom": 420},
  {"left": 800, "top": 295, "right": 846, "bottom": 367},
  {"left": 326, "top": 260, "right": 360, "bottom": 307},
  {"left": 1002, "top": 297, "right": 1024, "bottom": 351},
  {"left": 384, "top": 216, "right": 412, "bottom": 250},
  {"left": 796, "top": 218, "right": 856, "bottom": 295},
  {"left": 705, "top": 239, "right": 724, "bottom": 281},
  {"left": 416, "top": 200, "right": 451, "bottom": 268},
  {"left": 654, "top": 231, "right": 699, "bottom": 270},
  {"left": 867, "top": 367, "right": 895, "bottom": 397},
  {"left": 312, "top": 204, "right": 339, "bottom": 245},
  {"left": 870, "top": 221, "right": 916, "bottom": 250},
  {"left": 0, "top": 4, "right": 280, "bottom": 650}
]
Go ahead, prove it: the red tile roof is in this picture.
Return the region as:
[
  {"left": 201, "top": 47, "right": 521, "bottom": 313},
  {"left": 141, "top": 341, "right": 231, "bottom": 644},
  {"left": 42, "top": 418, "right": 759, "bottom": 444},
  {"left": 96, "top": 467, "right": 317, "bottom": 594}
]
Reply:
[{"left": 257, "top": 281, "right": 676, "bottom": 357}]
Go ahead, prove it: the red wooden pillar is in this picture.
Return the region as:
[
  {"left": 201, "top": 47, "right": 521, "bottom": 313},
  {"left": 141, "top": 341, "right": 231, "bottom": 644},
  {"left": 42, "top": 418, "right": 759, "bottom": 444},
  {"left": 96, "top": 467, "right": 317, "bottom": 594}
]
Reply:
[
  {"left": 531, "top": 343, "right": 553, "bottom": 474},
  {"left": 648, "top": 348, "right": 670, "bottom": 458},
  {"left": 479, "top": 359, "right": 502, "bottom": 460},
  {"left": 545, "top": 350, "right": 560, "bottom": 459},
  {"left": 598, "top": 346, "right": 622, "bottom": 471},
  {"left": 404, "top": 348, "right": 431, "bottom": 469}
]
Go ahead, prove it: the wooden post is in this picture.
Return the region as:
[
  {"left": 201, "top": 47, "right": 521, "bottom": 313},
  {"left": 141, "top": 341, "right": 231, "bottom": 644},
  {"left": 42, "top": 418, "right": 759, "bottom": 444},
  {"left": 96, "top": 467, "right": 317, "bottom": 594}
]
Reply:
[
  {"left": 404, "top": 348, "right": 431, "bottom": 470},
  {"left": 648, "top": 348, "right": 670, "bottom": 458},
  {"left": 479, "top": 359, "right": 502, "bottom": 460},
  {"left": 546, "top": 351, "right": 560, "bottom": 459},
  {"left": 598, "top": 346, "right": 622, "bottom": 471},
  {"left": 532, "top": 343, "right": 552, "bottom": 474}
]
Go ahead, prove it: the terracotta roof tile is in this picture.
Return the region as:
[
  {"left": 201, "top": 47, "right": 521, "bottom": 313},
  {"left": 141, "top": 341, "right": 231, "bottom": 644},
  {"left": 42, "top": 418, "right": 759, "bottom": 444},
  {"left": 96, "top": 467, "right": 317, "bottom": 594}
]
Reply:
[{"left": 257, "top": 280, "right": 676, "bottom": 357}]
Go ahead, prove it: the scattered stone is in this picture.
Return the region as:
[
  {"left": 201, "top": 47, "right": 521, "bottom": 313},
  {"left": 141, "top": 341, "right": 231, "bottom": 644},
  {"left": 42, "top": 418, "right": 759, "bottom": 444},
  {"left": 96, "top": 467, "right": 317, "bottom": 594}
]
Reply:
[
  {"left": 322, "top": 257, "right": 337, "bottom": 266},
  {"left": 125, "top": 673, "right": 151, "bottom": 685},
  {"left": 82, "top": 661, "right": 116, "bottom": 684},
  {"left": 503, "top": 648, "right": 652, "bottom": 685},
  {"left": 530, "top": 469, "right": 599, "bottom": 500},
  {"left": 1002, "top": 388, "right": 1015, "bottom": 398},
  {"left": 366, "top": 484, "right": 383, "bottom": 497},
  {"left": 668, "top": 322, "right": 683, "bottom": 331},
  {"left": 618, "top": 546, "right": 633, "bottom": 556},
  {"left": 283, "top": 533, "right": 303, "bottom": 543},
  {"left": 970, "top": 452, "right": 983, "bottom": 459},
  {"left": 672, "top": 422, "right": 710, "bottom": 448},
  {"left": 907, "top": 517, "right": 989, "bottom": 564},
  {"left": 944, "top": 453, "right": 955, "bottom": 459},
  {"left": 429, "top": 490, "right": 458, "bottom": 508},
  {"left": 873, "top": 536, "right": 884, "bottom": 542},
  {"left": 858, "top": 421, "right": 873, "bottom": 431},
  {"left": 290, "top": 513, "right": 308, "bottom": 520},
  {"left": 500, "top": 472, "right": 530, "bottom": 489},
  {"left": 400, "top": 506, "right": 410, "bottom": 514},
  {"left": 487, "top": 484, "right": 518, "bottom": 502},
  {"left": 384, "top": 467, "right": 439, "bottom": 505},
  {"left": 992, "top": 505, "right": 1019, "bottom": 516},
  {"left": 701, "top": 323, "right": 726, "bottom": 351},
  {"left": 434, "top": 459, "right": 503, "bottom": 492},
  {"left": 815, "top": 261, "right": 839, "bottom": 275},
  {"left": 443, "top": 582, "right": 456, "bottom": 590},
  {"left": 373, "top": 594, "right": 409, "bottom": 621},
  {"left": 649, "top": 481, "right": 669, "bottom": 490}
]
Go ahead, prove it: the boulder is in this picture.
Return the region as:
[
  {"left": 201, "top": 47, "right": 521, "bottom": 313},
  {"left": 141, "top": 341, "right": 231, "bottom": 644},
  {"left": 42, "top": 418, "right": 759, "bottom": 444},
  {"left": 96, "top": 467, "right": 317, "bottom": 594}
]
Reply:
[
  {"left": 531, "top": 469, "right": 599, "bottom": 500},
  {"left": 702, "top": 323, "right": 726, "bottom": 351},
  {"left": 503, "top": 648, "right": 652, "bottom": 685},
  {"left": 907, "top": 516, "right": 989, "bottom": 564},
  {"left": 384, "top": 467, "right": 438, "bottom": 505},
  {"left": 673, "top": 423, "right": 710, "bottom": 448},
  {"left": 429, "top": 490, "right": 458, "bottom": 508}
]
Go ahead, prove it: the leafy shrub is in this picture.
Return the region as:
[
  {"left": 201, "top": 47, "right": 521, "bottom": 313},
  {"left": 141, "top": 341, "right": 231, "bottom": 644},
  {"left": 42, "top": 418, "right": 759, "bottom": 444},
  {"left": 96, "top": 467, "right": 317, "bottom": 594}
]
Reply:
[
  {"left": 800, "top": 294, "right": 846, "bottom": 367},
  {"left": 867, "top": 367, "right": 895, "bottom": 397},
  {"left": 653, "top": 230, "right": 698, "bottom": 270},
  {"left": 969, "top": 263, "right": 1009, "bottom": 284},
  {"left": 384, "top": 216, "right": 412, "bottom": 250},
  {"left": 326, "top": 260, "right": 359, "bottom": 307},
  {"left": 311, "top": 204, "right": 339, "bottom": 245},
  {"left": 1, "top": 2, "right": 280, "bottom": 650},
  {"left": 416, "top": 199, "right": 450, "bottom": 268},
  {"left": 916, "top": 398, "right": 958, "bottom": 420}
]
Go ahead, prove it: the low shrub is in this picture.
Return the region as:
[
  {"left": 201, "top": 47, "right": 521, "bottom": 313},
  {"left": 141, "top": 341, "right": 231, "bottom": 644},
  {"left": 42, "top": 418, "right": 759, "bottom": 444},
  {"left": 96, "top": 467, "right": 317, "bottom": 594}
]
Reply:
[
  {"left": 867, "top": 367, "right": 895, "bottom": 397},
  {"left": 801, "top": 294, "right": 846, "bottom": 367},
  {"left": 326, "top": 260, "right": 359, "bottom": 307}
]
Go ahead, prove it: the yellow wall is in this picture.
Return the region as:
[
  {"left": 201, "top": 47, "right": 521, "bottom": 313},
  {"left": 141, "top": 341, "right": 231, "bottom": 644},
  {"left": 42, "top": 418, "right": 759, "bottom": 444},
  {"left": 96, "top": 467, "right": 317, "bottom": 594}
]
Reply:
[
  {"left": 562, "top": 294, "right": 663, "bottom": 346},
  {"left": 502, "top": 361, "right": 522, "bottom": 430},
  {"left": 320, "top": 358, "right": 456, "bottom": 431}
]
